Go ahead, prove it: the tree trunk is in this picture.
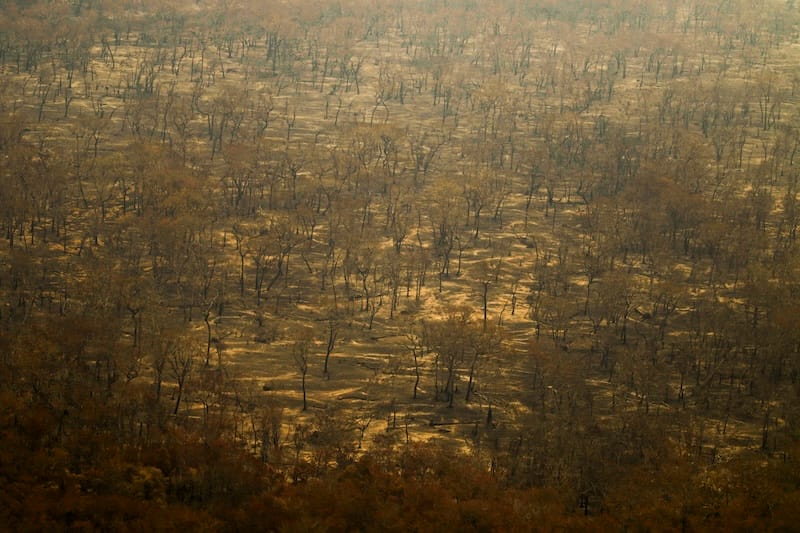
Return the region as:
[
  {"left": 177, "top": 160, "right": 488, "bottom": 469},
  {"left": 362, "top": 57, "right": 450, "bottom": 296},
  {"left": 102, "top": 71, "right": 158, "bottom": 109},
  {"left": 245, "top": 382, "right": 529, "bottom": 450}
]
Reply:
[{"left": 301, "top": 370, "right": 307, "bottom": 411}]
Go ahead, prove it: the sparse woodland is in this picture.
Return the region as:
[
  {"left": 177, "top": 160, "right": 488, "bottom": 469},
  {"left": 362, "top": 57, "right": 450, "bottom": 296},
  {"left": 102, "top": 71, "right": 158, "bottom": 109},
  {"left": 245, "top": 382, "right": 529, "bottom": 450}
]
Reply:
[{"left": 2, "top": 0, "right": 800, "bottom": 529}]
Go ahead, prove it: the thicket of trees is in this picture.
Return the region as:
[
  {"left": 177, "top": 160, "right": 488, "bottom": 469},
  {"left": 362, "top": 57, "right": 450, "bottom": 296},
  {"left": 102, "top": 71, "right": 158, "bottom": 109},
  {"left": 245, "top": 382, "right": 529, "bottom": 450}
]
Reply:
[
  {"left": 4, "top": 391, "right": 800, "bottom": 530},
  {"left": 2, "top": 0, "right": 800, "bottom": 528}
]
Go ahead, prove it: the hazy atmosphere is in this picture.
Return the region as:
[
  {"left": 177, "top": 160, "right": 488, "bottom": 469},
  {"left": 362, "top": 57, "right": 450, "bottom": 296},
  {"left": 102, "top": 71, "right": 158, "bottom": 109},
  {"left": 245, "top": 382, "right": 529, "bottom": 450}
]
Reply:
[{"left": 2, "top": 0, "right": 800, "bottom": 529}]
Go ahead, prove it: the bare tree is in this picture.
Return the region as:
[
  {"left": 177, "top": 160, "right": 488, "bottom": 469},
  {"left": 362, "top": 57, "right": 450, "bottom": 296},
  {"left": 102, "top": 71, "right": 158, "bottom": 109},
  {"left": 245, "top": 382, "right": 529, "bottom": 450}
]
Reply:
[{"left": 291, "top": 327, "right": 314, "bottom": 411}]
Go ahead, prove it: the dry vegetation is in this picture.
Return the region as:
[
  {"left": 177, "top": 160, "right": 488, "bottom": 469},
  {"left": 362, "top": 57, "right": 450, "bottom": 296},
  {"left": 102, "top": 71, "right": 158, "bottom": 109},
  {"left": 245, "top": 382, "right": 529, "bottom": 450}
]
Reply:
[{"left": 2, "top": 0, "right": 800, "bottom": 529}]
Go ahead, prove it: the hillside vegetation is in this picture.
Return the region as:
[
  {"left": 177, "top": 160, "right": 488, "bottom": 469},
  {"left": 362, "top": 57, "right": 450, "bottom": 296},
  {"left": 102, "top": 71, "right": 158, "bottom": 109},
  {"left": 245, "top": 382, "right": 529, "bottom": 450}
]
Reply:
[{"left": 2, "top": 0, "right": 800, "bottom": 529}]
